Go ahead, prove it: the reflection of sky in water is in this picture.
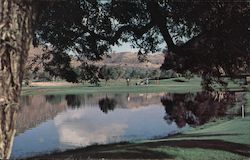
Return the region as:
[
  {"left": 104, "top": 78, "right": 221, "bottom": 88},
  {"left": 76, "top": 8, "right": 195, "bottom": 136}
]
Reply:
[{"left": 12, "top": 104, "right": 184, "bottom": 158}]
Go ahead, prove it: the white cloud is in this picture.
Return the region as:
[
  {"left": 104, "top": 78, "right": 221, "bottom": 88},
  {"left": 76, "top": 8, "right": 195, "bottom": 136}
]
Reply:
[{"left": 54, "top": 107, "right": 127, "bottom": 147}]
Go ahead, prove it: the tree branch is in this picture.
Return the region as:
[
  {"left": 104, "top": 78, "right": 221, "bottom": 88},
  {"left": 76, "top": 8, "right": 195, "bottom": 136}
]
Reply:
[
  {"left": 146, "top": 1, "right": 177, "bottom": 52},
  {"left": 81, "top": 22, "right": 154, "bottom": 45}
]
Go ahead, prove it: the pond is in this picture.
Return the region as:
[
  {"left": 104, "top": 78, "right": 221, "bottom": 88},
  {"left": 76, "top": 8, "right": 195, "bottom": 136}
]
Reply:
[{"left": 10, "top": 91, "right": 240, "bottom": 158}]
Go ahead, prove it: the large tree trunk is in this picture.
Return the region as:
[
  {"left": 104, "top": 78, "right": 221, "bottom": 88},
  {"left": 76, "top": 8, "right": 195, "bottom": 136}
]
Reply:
[{"left": 0, "top": 0, "right": 33, "bottom": 158}]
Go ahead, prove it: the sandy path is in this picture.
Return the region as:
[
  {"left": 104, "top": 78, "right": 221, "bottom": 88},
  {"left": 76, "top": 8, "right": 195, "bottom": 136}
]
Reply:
[{"left": 30, "top": 82, "right": 77, "bottom": 87}]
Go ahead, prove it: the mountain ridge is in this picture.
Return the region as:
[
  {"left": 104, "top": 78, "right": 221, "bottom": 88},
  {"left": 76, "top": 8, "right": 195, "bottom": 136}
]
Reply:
[{"left": 28, "top": 47, "right": 165, "bottom": 69}]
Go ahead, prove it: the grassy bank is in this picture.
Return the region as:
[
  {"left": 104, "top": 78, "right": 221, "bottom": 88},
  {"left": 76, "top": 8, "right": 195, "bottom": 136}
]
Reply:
[
  {"left": 21, "top": 77, "right": 203, "bottom": 95},
  {"left": 29, "top": 118, "right": 250, "bottom": 160},
  {"left": 21, "top": 76, "right": 246, "bottom": 96}
]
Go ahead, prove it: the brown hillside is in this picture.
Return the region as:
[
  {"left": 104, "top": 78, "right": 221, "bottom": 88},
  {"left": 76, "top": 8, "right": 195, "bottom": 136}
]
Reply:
[
  {"left": 28, "top": 47, "right": 164, "bottom": 69},
  {"left": 95, "top": 52, "right": 164, "bottom": 69}
]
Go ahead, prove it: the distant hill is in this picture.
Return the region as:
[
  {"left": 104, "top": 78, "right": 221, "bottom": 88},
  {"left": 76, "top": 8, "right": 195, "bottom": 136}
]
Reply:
[
  {"left": 94, "top": 52, "right": 164, "bottom": 69},
  {"left": 28, "top": 47, "right": 164, "bottom": 69}
]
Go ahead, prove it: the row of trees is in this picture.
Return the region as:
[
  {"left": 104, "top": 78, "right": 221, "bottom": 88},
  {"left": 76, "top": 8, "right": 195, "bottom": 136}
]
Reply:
[
  {"left": 78, "top": 65, "right": 179, "bottom": 85},
  {"left": 27, "top": 63, "right": 181, "bottom": 86}
]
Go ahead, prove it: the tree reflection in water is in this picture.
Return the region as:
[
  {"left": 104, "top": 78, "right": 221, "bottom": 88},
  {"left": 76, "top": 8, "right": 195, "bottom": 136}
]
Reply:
[
  {"left": 98, "top": 97, "right": 117, "bottom": 113},
  {"left": 65, "top": 95, "right": 82, "bottom": 108},
  {"left": 161, "top": 91, "right": 236, "bottom": 128},
  {"left": 45, "top": 95, "right": 64, "bottom": 105}
]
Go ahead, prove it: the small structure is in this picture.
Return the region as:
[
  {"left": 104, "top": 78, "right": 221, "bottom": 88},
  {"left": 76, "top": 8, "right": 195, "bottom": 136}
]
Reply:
[
  {"left": 126, "top": 78, "right": 130, "bottom": 86},
  {"left": 241, "top": 105, "right": 245, "bottom": 118},
  {"left": 146, "top": 78, "right": 149, "bottom": 86}
]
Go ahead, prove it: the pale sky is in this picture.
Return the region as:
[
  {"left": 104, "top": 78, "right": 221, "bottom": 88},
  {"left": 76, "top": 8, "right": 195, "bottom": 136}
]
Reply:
[
  {"left": 112, "top": 42, "right": 139, "bottom": 53},
  {"left": 68, "top": 42, "right": 166, "bottom": 55},
  {"left": 112, "top": 42, "right": 166, "bottom": 53}
]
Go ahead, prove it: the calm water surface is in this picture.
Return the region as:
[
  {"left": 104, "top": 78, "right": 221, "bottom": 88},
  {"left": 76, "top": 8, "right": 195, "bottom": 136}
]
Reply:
[
  {"left": 12, "top": 93, "right": 183, "bottom": 158},
  {"left": 11, "top": 92, "right": 238, "bottom": 158}
]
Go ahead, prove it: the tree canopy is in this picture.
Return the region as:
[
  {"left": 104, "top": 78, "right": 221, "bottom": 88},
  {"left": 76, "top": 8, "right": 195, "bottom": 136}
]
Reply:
[{"left": 32, "top": 0, "right": 249, "bottom": 86}]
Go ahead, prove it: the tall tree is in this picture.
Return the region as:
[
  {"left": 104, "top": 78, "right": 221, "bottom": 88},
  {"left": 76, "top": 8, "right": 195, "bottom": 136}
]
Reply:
[
  {"left": 0, "top": 1, "right": 37, "bottom": 158},
  {"left": 0, "top": 0, "right": 33, "bottom": 107},
  {"left": 98, "top": 65, "right": 118, "bottom": 85},
  {"left": 78, "top": 62, "right": 100, "bottom": 86}
]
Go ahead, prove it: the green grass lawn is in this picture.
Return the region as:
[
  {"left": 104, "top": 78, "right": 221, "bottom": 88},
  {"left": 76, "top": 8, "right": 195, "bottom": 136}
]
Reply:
[
  {"left": 151, "top": 147, "right": 246, "bottom": 160},
  {"left": 21, "top": 77, "right": 203, "bottom": 95},
  {"left": 162, "top": 117, "right": 250, "bottom": 145},
  {"left": 22, "top": 76, "right": 247, "bottom": 96},
  {"left": 140, "top": 116, "right": 250, "bottom": 160}
]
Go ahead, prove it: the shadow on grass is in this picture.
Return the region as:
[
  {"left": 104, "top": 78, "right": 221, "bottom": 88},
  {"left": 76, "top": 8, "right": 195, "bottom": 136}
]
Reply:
[
  {"left": 27, "top": 142, "right": 172, "bottom": 160},
  {"left": 26, "top": 139, "right": 250, "bottom": 160},
  {"left": 169, "top": 133, "right": 242, "bottom": 139},
  {"left": 140, "top": 139, "right": 250, "bottom": 157}
]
